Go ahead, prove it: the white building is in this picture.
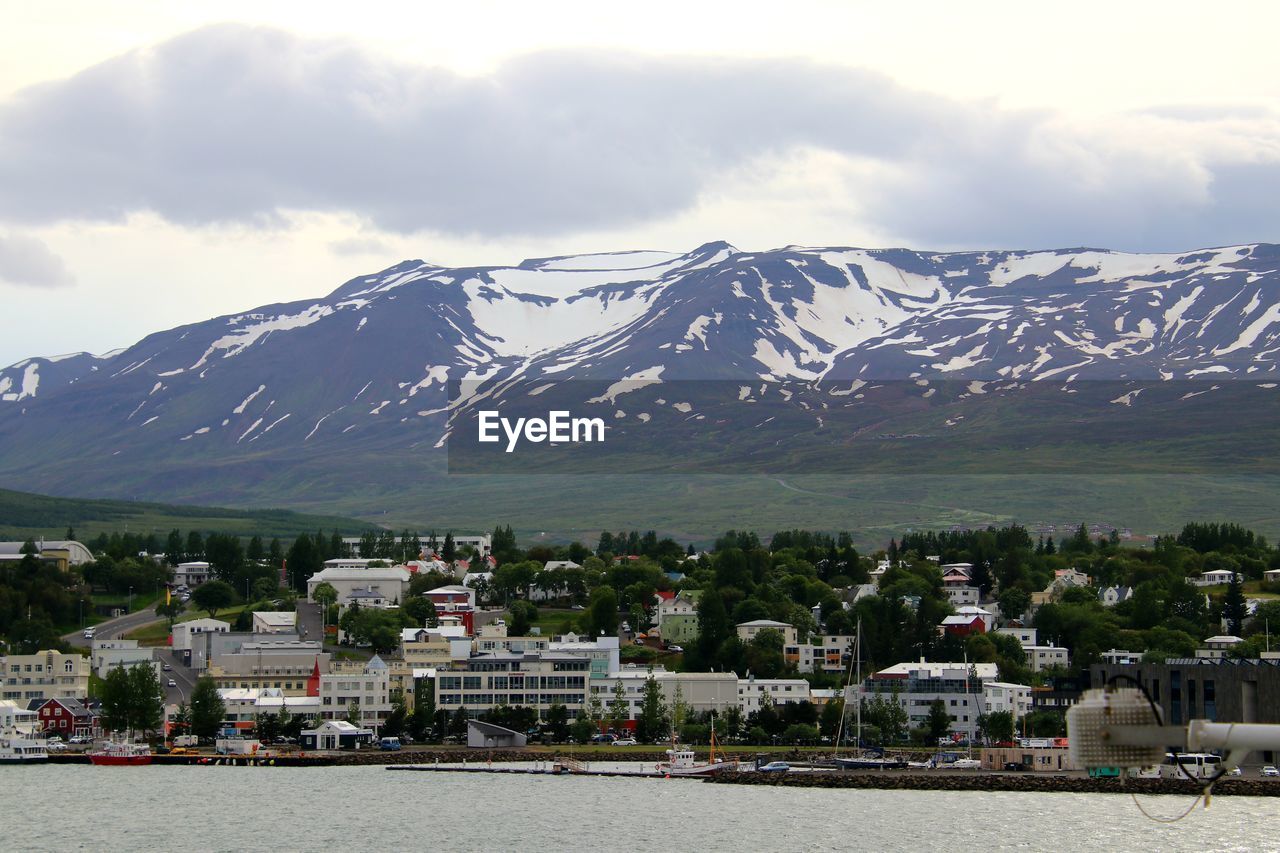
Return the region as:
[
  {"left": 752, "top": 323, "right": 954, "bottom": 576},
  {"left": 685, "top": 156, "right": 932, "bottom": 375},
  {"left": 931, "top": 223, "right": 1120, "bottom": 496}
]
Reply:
[
  {"left": 434, "top": 652, "right": 592, "bottom": 719},
  {"left": 0, "top": 650, "right": 91, "bottom": 704},
  {"left": 783, "top": 634, "right": 857, "bottom": 674},
  {"left": 90, "top": 639, "right": 159, "bottom": 680},
  {"left": 592, "top": 666, "right": 738, "bottom": 719},
  {"left": 251, "top": 611, "right": 297, "bottom": 634},
  {"left": 306, "top": 566, "right": 411, "bottom": 606},
  {"left": 995, "top": 627, "right": 1038, "bottom": 647},
  {"left": 173, "top": 561, "right": 212, "bottom": 587},
  {"left": 983, "top": 681, "right": 1033, "bottom": 720},
  {"left": 735, "top": 620, "right": 799, "bottom": 646},
  {"left": 318, "top": 655, "right": 393, "bottom": 732},
  {"left": 1025, "top": 644, "right": 1070, "bottom": 672},
  {"left": 737, "top": 676, "right": 811, "bottom": 713},
  {"left": 1198, "top": 569, "right": 1242, "bottom": 587},
  {"left": 172, "top": 619, "right": 231, "bottom": 656}
]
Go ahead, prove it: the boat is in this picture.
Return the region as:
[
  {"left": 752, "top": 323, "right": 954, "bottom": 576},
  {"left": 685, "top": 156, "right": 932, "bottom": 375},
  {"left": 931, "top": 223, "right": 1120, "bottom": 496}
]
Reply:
[
  {"left": 656, "top": 716, "right": 740, "bottom": 776},
  {"left": 0, "top": 728, "right": 49, "bottom": 762},
  {"left": 832, "top": 618, "right": 908, "bottom": 772},
  {"left": 88, "top": 741, "right": 152, "bottom": 766}
]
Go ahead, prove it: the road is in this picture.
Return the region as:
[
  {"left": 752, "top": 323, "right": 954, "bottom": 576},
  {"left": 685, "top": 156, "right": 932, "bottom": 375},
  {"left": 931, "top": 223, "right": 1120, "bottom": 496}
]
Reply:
[{"left": 60, "top": 605, "right": 161, "bottom": 649}]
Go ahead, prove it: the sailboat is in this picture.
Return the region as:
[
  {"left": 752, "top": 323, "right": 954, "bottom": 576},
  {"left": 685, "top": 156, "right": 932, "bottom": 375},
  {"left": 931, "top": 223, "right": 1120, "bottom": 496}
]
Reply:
[{"left": 833, "top": 618, "right": 906, "bottom": 771}]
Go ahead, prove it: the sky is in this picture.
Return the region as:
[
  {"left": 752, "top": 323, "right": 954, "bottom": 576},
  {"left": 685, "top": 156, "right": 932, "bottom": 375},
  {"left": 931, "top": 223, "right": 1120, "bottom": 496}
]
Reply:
[{"left": 1, "top": 0, "right": 1278, "bottom": 365}]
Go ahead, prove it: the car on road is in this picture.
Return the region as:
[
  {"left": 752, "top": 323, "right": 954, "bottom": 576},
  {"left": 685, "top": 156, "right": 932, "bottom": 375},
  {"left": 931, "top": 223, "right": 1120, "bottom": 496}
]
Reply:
[
  {"left": 167, "top": 679, "right": 177, "bottom": 687},
  {"left": 590, "top": 733, "right": 617, "bottom": 743},
  {"left": 613, "top": 737, "right": 637, "bottom": 747},
  {"left": 82, "top": 628, "right": 95, "bottom": 639},
  {"left": 667, "top": 644, "right": 684, "bottom": 653},
  {"left": 46, "top": 740, "right": 68, "bottom": 752},
  {"left": 758, "top": 761, "right": 790, "bottom": 773},
  {"left": 162, "top": 663, "right": 172, "bottom": 671},
  {"left": 1263, "top": 765, "right": 1280, "bottom": 777}
]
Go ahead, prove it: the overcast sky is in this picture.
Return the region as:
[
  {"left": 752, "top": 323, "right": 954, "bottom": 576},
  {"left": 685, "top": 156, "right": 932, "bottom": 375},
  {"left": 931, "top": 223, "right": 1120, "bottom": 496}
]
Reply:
[{"left": 2, "top": 1, "right": 1278, "bottom": 365}]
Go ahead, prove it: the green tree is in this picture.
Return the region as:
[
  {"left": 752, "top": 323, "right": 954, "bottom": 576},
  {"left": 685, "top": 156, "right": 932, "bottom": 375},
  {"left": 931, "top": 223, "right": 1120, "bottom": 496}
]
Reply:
[
  {"left": 189, "top": 676, "right": 226, "bottom": 741},
  {"left": 255, "top": 712, "right": 282, "bottom": 743},
  {"left": 508, "top": 600, "right": 538, "bottom": 636},
  {"left": 588, "top": 586, "right": 619, "bottom": 637},
  {"left": 156, "top": 599, "right": 185, "bottom": 629},
  {"left": 128, "top": 663, "right": 163, "bottom": 735},
  {"left": 978, "top": 710, "right": 1015, "bottom": 744},
  {"left": 925, "top": 698, "right": 952, "bottom": 744},
  {"left": 191, "top": 580, "right": 236, "bottom": 619},
  {"left": 544, "top": 703, "right": 570, "bottom": 742},
  {"left": 1224, "top": 571, "right": 1247, "bottom": 636},
  {"left": 606, "top": 680, "right": 629, "bottom": 733},
  {"left": 442, "top": 532, "right": 457, "bottom": 562},
  {"left": 635, "top": 672, "right": 668, "bottom": 743}
]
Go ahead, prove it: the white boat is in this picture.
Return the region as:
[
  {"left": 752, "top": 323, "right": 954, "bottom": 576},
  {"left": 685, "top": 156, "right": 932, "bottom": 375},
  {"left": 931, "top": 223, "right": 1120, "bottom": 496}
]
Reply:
[
  {"left": 0, "top": 701, "right": 49, "bottom": 762},
  {"left": 0, "top": 729, "right": 50, "bottom": 762},
  {"left": 656, "top": 717, "right": 740, "bottom": 776}
]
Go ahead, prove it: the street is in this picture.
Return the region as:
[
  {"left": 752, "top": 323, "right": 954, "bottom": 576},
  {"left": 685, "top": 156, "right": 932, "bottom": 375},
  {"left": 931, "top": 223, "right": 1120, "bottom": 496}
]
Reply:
[{"left": 60, "top": 604, "right": 161, "bottom": 649}]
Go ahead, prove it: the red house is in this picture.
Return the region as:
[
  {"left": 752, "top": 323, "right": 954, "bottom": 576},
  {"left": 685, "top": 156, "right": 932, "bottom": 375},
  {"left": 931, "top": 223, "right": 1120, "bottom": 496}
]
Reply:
[{"left": 37, "top": 697, "right": 99, "bottom": 738}]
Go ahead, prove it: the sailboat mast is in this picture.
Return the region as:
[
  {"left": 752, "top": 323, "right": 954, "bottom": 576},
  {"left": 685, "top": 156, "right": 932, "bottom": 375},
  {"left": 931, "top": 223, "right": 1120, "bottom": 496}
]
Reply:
[{"left": 854, "top": 617, "right": 862, "bottom": 749}]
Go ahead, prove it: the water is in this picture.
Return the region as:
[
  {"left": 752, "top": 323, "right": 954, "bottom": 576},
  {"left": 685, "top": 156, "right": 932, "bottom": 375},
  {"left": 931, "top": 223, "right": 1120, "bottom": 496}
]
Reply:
[{"left": 5, "top": 765, "right": 1275, "bottom": 852}]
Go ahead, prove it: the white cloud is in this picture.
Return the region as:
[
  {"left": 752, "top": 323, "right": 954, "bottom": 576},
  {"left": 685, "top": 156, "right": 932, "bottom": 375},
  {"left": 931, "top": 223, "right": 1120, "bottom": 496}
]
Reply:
[
  {"left": 1, "top": 25, "right": 1277, "bottom": 253},
  {"left": 0, "top": 231, "right": 74, "bottom": 288}
]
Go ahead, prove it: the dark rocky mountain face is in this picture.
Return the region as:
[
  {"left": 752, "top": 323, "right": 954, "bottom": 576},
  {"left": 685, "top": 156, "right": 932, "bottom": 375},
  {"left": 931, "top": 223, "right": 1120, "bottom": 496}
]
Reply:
[{"left": 2, "top": 241, "right": 1278, "bottom": 516}]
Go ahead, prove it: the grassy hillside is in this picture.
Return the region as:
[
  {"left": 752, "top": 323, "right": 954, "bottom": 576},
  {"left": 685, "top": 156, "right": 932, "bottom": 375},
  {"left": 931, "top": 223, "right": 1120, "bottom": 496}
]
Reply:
[{"left": 0, "top": 486, "right": 378, "bottom": 540}]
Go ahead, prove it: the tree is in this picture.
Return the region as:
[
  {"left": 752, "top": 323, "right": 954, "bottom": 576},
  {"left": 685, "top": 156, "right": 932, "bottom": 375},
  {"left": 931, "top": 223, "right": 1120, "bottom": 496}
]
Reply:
[
  {"left": 606, "top": 680, "right": 629, "bottom": 733},
  {"left": 156, "top": 599, "right": 185, "bottom": 629},
  {"left": 977, "top": 710, "right": 1015, "bottom": 744},
  {"left": 255, "top": 712, "right": 283, "bottom": 743},
  {"left": 1224, "top": 571, "right": 1247, "bottom": 636},
  {"left": 313, "top": 582, "right": 338, "bottom": 609},
  {"left": 191, "top": 580, "right": 236, "bottom": 619},
  {"left": 442, "top": 532, "right": 457, "bottom": 562},
  {"left": 588, "top": 586, "right": 619, "bottom": 637},
  {"left": 545, "top": 703, "right": 570, "bottom": 742},
  {"left": 997, "top": 587, "right": 1031, "bottom": 623},
  {"left": 925, "top": 698, "right": 952, "bottom": 744},
  {"left": 635, "top": 671, "right": 668, "bottom": 743},
  {"left": 189, "top": 677, "right": 225, "bottom": 741},
  {"left": 508, "top": 600, "right": 538, "bottom": 636}
]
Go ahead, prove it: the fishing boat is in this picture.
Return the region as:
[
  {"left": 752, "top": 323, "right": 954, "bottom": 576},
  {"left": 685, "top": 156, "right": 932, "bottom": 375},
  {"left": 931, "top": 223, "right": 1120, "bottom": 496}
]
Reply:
[
  {"left": 657, "top": 717, "right": 740, "bottom": 776},
  {"left": 88, "top": 741, "right": 152, "bottom": 766}
]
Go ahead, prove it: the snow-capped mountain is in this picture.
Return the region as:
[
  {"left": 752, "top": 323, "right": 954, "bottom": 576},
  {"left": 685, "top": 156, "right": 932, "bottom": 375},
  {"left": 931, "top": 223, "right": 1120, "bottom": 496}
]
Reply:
[{"left": 0, "top": 241, "right": 1277, "bottom": 506}]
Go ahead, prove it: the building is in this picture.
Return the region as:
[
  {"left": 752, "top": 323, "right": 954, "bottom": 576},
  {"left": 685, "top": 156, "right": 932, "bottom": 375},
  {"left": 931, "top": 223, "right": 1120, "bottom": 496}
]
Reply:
[
  {"left": 862, "top": 661, "right": 996, "bottom": 742},
  {"left": 172, "top": 619, "right": 231, "bottom": 661},
  {"left": 467, "top": 719, "right": 527, "bottom": 749},
  {"left": 1099, "top": 586, "right": 1133, "bottom": 607},
  {"left": 657, "top": 614, "right": 699, "bottom": 646},
  {"left": 981, "top": 745, "right": 1078, "bottom": 772},
  {"left": 1, "top": 650, "right": 91, "bottom": 704},
  {"left": 173, "top": 561, "right": 212, "bottom": 587},
  {"left": 735, "top": 620, "right": 798, "bottom": 646},
  {"left": 1196, "top": 635, "right": 1245, "bottom": 660},
  {"left": 983, "top": 681, "right": 1033, "bottom": 720},
  {"left": 318, "top": 656, "right": 393, "bottom": 732},
  {"left": 0, "top": 539, "right": 94, "bottom": 570},
  {"left": 1197, "top": 569, "right": 1242, "bottom": 587},
  {"left": 592, "top": 666, "right": 738, "bottom": 721},
  {"left": 251, "top": 611, "right": 297, "bottom": 634},
  {"left": 435, "top": 652, "right": 591, "bottom": 719},
  {"left": 995, "top": 627, "right": 1038, "bottom": 647},
  {"left": 306, "top": 566, "right": 411, "bottom": 607},
  {"left": 547, "top": 634, "right": 620, "bottom": 681},
  {"left": 90, "top": 639, "right": 159, "bottom": 680},
  {"left": 204, "top": 638, "right": 329, "bottom": 695},
  {"left": 1025, "top": 644, "right": 1071, "bottom": 672},
  {"left": 35, "top": 697, "right": 99, "bottom": 738},
  {"left": 1089, "top": 658, "right": 1280, "bottom": 762},
  {"left": 784, "top": 634, "right": 857, "bottom": 675},
  {"left": 737, "top": 676, "right": 811, "bottom": 713},
  {"left": 342, "top": 533, "right": 492, "bottom": 557},
  {"left": 300, "top": 719, "right": 374, "bottom": 750},
  {"left": 655, "top": 590, "right": 700, "bottom": 628}
]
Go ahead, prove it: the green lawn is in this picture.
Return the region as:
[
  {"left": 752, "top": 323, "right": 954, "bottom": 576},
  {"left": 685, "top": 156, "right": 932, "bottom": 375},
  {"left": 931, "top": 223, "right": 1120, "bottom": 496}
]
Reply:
[{"left": 124, "top": 603, "right": 255, "bottom": 646}]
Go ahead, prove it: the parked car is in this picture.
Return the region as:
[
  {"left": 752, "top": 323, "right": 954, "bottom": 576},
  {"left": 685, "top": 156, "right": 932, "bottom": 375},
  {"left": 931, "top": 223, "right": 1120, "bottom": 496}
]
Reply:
[
  {"left": 590, "top": 733, "right": 617, "bottom": 743},
  {"left": 1003, "top": 762, "right": 1029, "bottom": 771},
  {"left": 613, "top": 737, "right": 637, "bottom": 747},
  {"left": 667, "top": 645, "right": 684, "bottom": 653},
  {"left": 1226, "top": 766, "right": 1243, "bottom": 776},
  {"left": 1262, "top": 765, "right": 1279, "bottom": 777},
  {"left": 46, "top": 741, "right": 68, "bottom": 752},
  {"left": 758, "top": 761, "right": 791, "bottom": 773},
  {"left": 68, "top": 735, "right": 92, "bottom": 745}
]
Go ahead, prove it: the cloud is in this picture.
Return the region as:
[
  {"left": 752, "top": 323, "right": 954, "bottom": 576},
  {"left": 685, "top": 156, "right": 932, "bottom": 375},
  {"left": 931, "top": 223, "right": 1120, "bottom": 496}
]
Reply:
[
  {"left": 329, "top": 236, "right": 394, "bottom": 257},
  {"left": 0, "top": 232, "right": 74, "bottom": 288},
  {"left": 0, "top": 23, "right": 1277, "bottom": 251}
]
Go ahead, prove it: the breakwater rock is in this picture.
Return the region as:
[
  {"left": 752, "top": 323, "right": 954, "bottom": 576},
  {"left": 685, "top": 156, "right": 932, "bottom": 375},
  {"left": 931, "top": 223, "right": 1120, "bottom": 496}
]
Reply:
[{"left": 706, "top": 770, "right": 1280, "bottom": 797}]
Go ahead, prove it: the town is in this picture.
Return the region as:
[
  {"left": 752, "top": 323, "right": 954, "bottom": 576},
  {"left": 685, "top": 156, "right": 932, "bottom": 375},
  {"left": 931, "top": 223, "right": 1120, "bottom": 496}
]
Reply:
[{"left": 4, "top": 521, "right": 1280, "bottom": 782}]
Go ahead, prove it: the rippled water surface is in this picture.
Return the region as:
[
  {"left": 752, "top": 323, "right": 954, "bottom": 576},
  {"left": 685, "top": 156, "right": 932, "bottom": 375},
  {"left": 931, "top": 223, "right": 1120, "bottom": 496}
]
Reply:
[{"left": 6, "top": 765, "right": 1277, "bottom": 852}]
